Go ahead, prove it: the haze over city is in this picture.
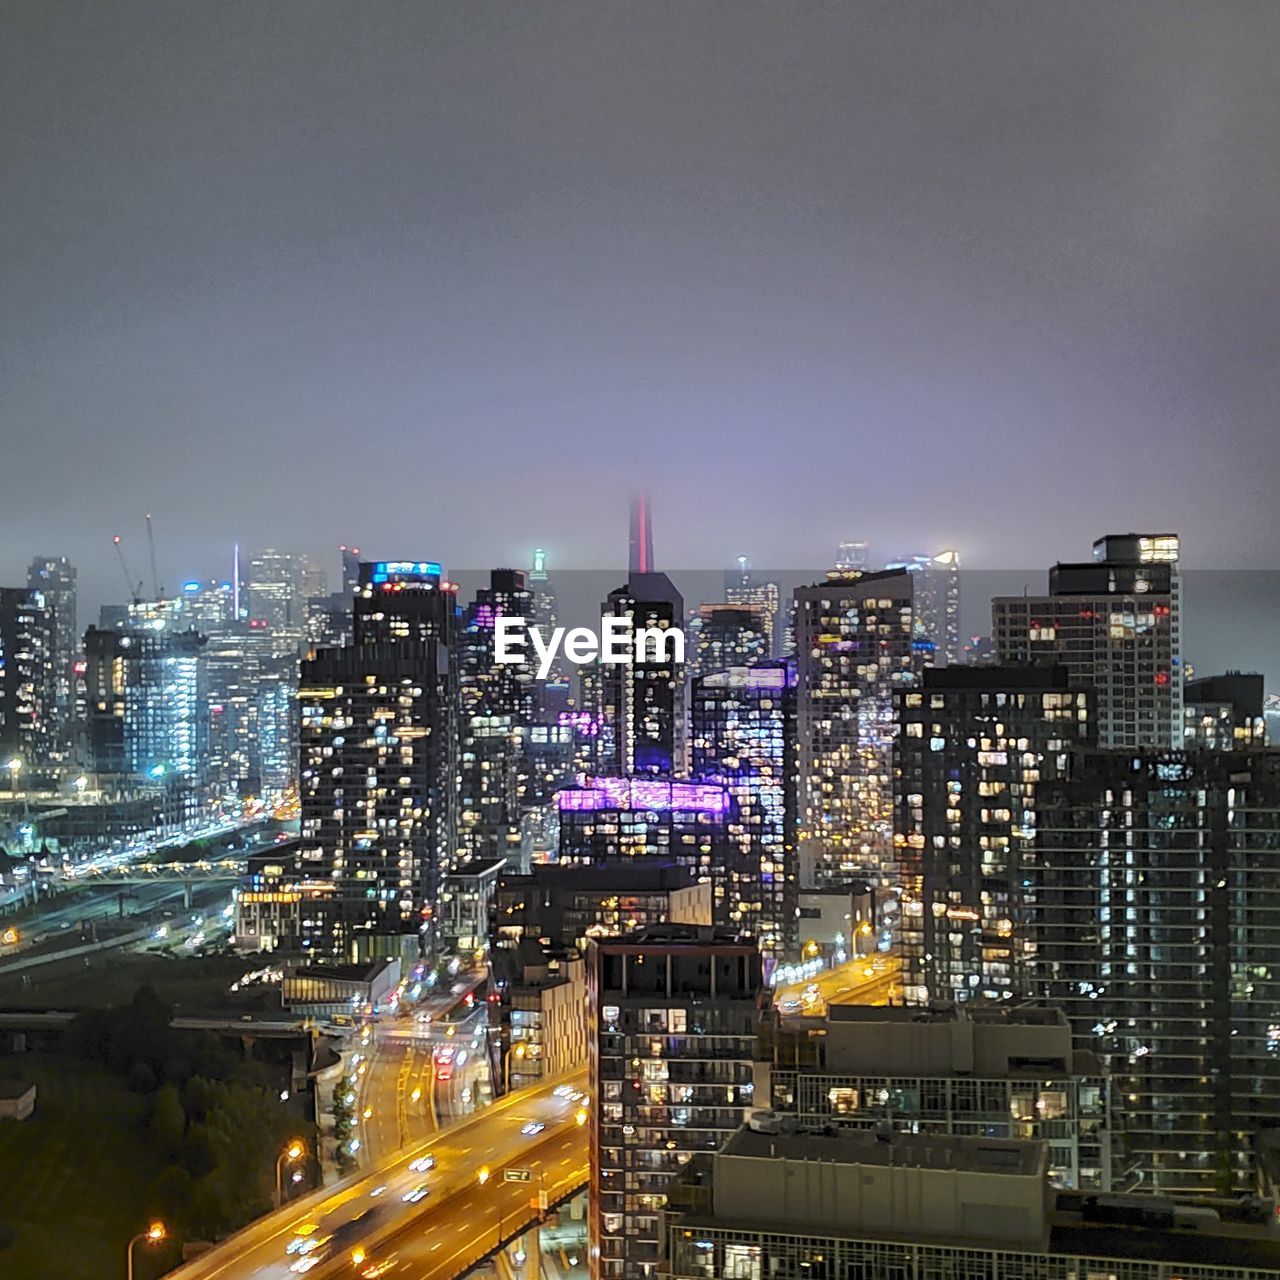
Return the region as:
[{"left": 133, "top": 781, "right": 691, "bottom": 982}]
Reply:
[
  {"left": 6, "top": 0, "right": 1280, "bottom": 624},
  {"left": 4, "top": 5, "right": 1280, "bottom": 1280}
]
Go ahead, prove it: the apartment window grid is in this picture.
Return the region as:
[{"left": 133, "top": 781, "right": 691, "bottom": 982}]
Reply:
[{"left": 660, "top": 1223, "right": 1277, "bottom": 1280}]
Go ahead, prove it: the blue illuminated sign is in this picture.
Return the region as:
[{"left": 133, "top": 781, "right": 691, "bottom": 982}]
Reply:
[
  {"left": 371, "top": 561, "right": 442, "bottom": 584},
  {"left": 182, "top": 581, "right": 201, "bottom": 593}
]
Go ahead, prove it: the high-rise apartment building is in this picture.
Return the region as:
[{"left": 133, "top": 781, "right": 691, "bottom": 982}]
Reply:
[
  {"left": 688, "top": 603, "right": 769, "bottom": 678},
  {"left": 885, "top": 548, "right": 962, "bottom": 664},
  {"left": 0, "top": 588, "right": 55, "bottom": 768},
  {"left": 894, "top": 666, "right": 1094, "bottom": 1003},
  {"left": 298, "top": 640, "right": 457, "bottom": 960},
  {"left": 459, "top": 569, "right": 539, "bottom": 868},
  {"left": 26, "top": 556, "right": 76, "bottom": 749},
  {"left": 297, "top": 558, "right": 460, "bottom": 959},
  {"left": 557, "top": 777, "right": 738, "bottom": 923},
  {"left": 121, "top": 628, "right": 208, "bottom": 788},
  {"left": 794, "top": 567, "right": 921, "bottom": 889},
  {"left": 588, "top": 925, "right": 762, "bottom": 1280},
  {"left": 600, "top": 572, "right": 685, "bottom": 777},
  {"left": 690, "top": 660, "right": 798, "bottom": 960},
  {"left": 1183, "top": 671, "right": 1266, "bottom": 750},
  {"left": 723, "top": 557, "right": 780, "bottom": 657},
  {"left": 1035, "top": 749, "right": 1280, "bottom": 1196},
  {"left": 993, "top": 533, "right": 1182, "bottom": 748}
]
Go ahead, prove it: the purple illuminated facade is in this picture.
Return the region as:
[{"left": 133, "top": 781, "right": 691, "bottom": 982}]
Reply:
[
  {"left": 556, "top": 775, "right": 741, "bottom": 926},
  {"left": 691, "top": 658, "right": 798, "bottom": 959},
  {"left": 557, "top": 776, "right": 730, "bottom": 815}
]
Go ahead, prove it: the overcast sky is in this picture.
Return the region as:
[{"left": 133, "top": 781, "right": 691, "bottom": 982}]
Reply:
[{"left": 3, "top": 2, "right": 1279, "bottom": 621}]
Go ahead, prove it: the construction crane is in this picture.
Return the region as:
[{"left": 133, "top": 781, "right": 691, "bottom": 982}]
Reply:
[
  {"left": 112, "top": 535, "right": 144, "bottom": 605},
  {"left": 145, "top": 512, "right": 163, "bottom": 600}
]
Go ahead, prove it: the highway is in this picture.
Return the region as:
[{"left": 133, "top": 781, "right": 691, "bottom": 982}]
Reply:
[
  {"left": 350, "top": 1124, "right": 588, "bottom": 1280},
  {"left": 354, "top": 1002, "right": 490, "bottom": 1164},
  {"left": 167, "top": 1066, "right": 589, "bottom": 1280},
  {"left": 773, "top": 951, "right": 901, "bottom": 1016}
]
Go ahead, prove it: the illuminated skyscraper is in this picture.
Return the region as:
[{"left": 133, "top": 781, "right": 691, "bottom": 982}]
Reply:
[
  {"left": 885, "top": 549, "right": 962, "bottom": 665},
  {"left": 793, "top": 567, "right": 922, "bottom": 889},
  {"left": 691, "top": 660, "right": 798, "bottom": 959},
  {"left": 121, "top": 628, "right": 208, "bottom": 788},
  {"left": 894, "top": 666, "right": 1093, "bottom": 1004},
  {"left": 0, "top": 587, "right": 55, "bottom": 768},
  {"left": 26, "top": 556, "right": 76, "bottom": 750},
  {"left": 723, "top": 557, "right": 781, "bottom": 657},
  {"left": 298, "top": 559, "right": 460, "bottom": 959},
  {"left": 688, "top": 603, "right": 769, "bottom": 678},
  {"left": 459, "top": 569, "right": 538, "bottom": 867},
  {"left": 601, "top": 572, "right": 685, "bottom": 777},
  {"left": 588, "top": 926, "right": 762, "bottom": 1280},
  {"left": 247, "top": 548, "right": 305, "bottom": 641},
  {"left": 339, "top": 544, "right": 361, "bottom": 602},
  {"left": 298, "top": 642, "right": 456, "bottom": 960},
  {"left": 993, "top": 533, "right": 1181, "bottom": 748},
  {"left": 556, "top": 776, "right": 738, "bottom": 921}
]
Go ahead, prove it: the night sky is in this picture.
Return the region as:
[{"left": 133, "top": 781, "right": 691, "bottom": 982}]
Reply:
[{"left": 4, "top": 2, "right": 1279, "bottom": 625}]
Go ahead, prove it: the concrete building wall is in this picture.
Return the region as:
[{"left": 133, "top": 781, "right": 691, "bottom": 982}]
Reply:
[{"left": 711, "top": 1148, "right": 1047, "bottom": 1245}]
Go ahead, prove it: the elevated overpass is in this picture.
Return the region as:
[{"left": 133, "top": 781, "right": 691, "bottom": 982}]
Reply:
[{"left": 166, "top": 1065, "right": 589, "bottom": 1280}]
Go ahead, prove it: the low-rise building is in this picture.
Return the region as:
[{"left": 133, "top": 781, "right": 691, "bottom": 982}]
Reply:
[
  {"left": 0, "top": 1080, "right": 36, "bottom": 1121},
  {"left": 660, "top": 1124, "right": 1280, "bottom": 1280},
  {"left": 488, "top": 938, "right": 586, "bottom": 1094},
  {"left": 280, "top": 958, "right": 400, "bottom": 1017}
]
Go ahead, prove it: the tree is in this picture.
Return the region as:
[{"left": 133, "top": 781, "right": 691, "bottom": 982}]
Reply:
[{"left": 151, "top": 1084, "right": 186, "bottom": 1156}]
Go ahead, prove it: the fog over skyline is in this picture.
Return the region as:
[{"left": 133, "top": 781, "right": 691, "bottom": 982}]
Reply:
[{"left": 4, "top": 2, "right": 1280, "bottom": 623}]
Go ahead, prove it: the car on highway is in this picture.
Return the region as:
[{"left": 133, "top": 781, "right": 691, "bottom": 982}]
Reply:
[
  {"left": 287, "top": 1223, "right": 321, "bottom": 1255},
  {"left": 521, "top": 1121, "right": 545, "bottom": 1136},
  {"left": 407, "top": 1154, "right": 435, "bottom": 1173},
  {"left": 402, "top": 1183, "right": 430, "bottom": 1204},
  {"left": 553, "top": 1084, "right": 574, "bottom": 1098}
]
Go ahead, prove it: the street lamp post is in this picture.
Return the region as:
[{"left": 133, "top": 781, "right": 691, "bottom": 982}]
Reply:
[
  {"left": 275, "top": 1139, "right": 305, "bottom": 1208},
  {"left": 126, "top": 1221, "right": 165, "bottom": 1280},
  {"left": 503, "top": 1042, "right": 527, "bottom": 1094}
]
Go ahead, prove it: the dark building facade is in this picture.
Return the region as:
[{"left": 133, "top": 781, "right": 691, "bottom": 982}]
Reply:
[{"left": 1035, "top": 749, "right": 1280, "bottom": 1196}]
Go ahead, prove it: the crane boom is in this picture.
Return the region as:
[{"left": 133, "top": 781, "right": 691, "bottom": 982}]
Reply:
[{"left": 112, "top": 535, "right": 143, "bottom": 605}]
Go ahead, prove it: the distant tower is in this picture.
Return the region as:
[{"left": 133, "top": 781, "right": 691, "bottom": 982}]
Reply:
[
  {"left": 628, "top": 495, "right": 654, "bottom": 576},
  {"left": 605, "top": 500, "right": 685, "bottom": 775}
]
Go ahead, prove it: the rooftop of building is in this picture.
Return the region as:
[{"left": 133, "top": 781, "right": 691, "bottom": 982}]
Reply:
[
  {"left": 284, "top": 958, "right": 396, "bottom": 985},
  {"left": 668, "top": 1151, "right": 1280, "bottom": 1273},
  {"left": 497, "top": 858, "right": 698, "bottom": 893},
  {"left": 825, "top": 1000, "right": 1067, "bottom": 1029},
  {"left": 723, "top": 1122, "right": 1042, "bottom": 1177},
  {"left": 918, "top": 664, "right": 1072, "bottom": 692},
  {"left": 796, "top": 881, "right": 873, "bottom": 900},
  {"left": 592, "top": 923, "right": 755, "bottom": 951},
  {"left": 443, "top": 857, "right": 507, "bottom": 881}
]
